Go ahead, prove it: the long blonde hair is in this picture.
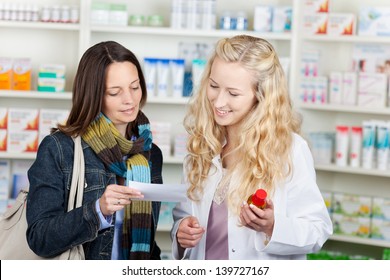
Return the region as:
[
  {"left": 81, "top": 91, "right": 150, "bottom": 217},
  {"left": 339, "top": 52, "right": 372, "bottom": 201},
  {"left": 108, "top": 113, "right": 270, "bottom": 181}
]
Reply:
[{"left": 183, "top": 35, "right": 301, "bottom": 213}]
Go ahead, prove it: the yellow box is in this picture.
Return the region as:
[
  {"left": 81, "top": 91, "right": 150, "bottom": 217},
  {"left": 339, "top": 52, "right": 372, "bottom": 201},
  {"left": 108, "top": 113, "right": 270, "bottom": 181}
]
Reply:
[
  {"left": 7, "top": 131, "right": 38, "bottom": 152},
  {"left": 12, "top": 58, "right": 32, "bottom": 91},
  {"left": 0, "top": 58, "right": 13, "bottom": 90}
]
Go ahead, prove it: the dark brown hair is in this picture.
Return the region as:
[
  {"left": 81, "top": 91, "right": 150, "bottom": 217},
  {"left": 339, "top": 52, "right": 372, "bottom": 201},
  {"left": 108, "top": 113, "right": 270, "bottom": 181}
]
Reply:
[{"left": 57, "top": 41, "right": 147, "bottom": 136}]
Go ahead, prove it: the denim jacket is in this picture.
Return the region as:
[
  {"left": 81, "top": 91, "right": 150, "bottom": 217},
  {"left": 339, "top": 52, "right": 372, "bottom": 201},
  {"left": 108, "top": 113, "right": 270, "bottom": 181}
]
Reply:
[{"left": 26, "top": 131, "right": 163, "bottom": 260}]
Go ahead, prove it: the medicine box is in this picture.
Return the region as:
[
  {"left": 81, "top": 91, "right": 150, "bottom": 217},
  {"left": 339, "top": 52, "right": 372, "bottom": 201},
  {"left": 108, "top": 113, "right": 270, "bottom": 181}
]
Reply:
[
  {"left": 321, "top": 191, "right": 333, "bottom": 214},
  {"left": 253, "top": 6, "right": 272, "bottom": 32},
  {"left": 7, "top": 131, "right": 39, "bottom": 152},
  {"left": 12, "top": 58, "right": 31, "bottom": 91},
  {"left": 342, "top": 72, "right": 357, "bottom": 105},
  {"left": 0, "top": 108, "right": 7, "bottom": 129},
  {"left": 329, "top": 72, "right": 343, "bottom": 104},
  {"left": 0, "top": 58, "right": 13, "bottom": 90},
  {"left": 358, "top": 72, "right": 387, "bottom": 108},
  {"left": 327, "top": 13, "right": 356, "bottom": 36},
  {"left": 371, "top": 218, "right": 390, "bottom": 241},
  {"left": 302, "top": 0, "right": 330, "bottom": 14},
  {"left": 39, "top": 109, "right": 70, "bottom": 136},
  {"left": 358, "top": 7, "right": 390, "bottom": 37},
  {"left": 332, "top": 213, "right": 371, "bottom": 238},
  {"left": 0, "top": 160, "right": 11, "bottom": 200},
  {"left": 332, "top": 192, "right": 372, "bottom": 217},
  {"left": 302, "top": 13, "right": 328, "bottom": 35},
  {"left": 372, "top": 197, "right": 390, "bottom": 221},
  {"left": 7, "top": 108, "right": 39, "bottom": 132},
  {"left": 0, "top": 130, "right": 7, "bottom": 152}
]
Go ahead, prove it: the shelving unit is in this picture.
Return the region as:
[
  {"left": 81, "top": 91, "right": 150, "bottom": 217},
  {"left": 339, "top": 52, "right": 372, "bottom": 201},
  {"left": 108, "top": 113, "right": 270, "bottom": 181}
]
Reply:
[
  {"left": 1, "top": 0, "right": 390, "bottom": 258},
  {"left": 292, "top": 0, "right": 390, "bottom": 258}
]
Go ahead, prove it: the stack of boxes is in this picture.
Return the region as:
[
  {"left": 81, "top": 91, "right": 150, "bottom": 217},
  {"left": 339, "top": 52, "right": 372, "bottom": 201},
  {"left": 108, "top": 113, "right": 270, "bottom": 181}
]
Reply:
[
  {"left": 37, "top": 64, "right": 66, "bottom": 92},
  {"left": 322, "top": 191, "right": 390, "bottom": 241},
  {"left": 0, "top": 57, "right": 32, "bottom": 91},
  {"left": 0, "top": 107, "right": 69, "bottom": 153}
]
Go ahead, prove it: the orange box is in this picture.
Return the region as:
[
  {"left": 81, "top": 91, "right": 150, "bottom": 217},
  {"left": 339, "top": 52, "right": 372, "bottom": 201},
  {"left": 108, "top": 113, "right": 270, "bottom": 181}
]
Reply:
[
  {"left": 0, "top": 129, "right": 7, "bottom": 151},
  {"left": 12, "top": 58, "right": 31, "bottom": 91},
  {"left": 0, "top": 58, "right": 13, "bottom": 90},
  {"left": 0, "top": 108, "right": 7, "bottom": 129}
]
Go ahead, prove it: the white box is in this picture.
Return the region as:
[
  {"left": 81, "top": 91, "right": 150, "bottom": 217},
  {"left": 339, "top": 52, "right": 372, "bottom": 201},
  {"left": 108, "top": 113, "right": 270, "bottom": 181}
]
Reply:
[
  {"left": 359, "top": 7, "right": 390, "bottom": 37},
  {"left": 272, "top": 6, "right": 292, "bottom": 33},
  {"left": 253, "top": 6, "right": 272, "bottom": 32},
  {"left": 333, "top": 192, "right": 372, "bottom": 217},
  {"left": 342, "top": 72, "right": 357, "bottom": 105},
  {"left": 358, "top": 72, "right": 388, "bottom": 107},
  {"left": 7, "top": 131, "right": 39, "bottom": 152},
  {"left": 371, "top": 218, "right": 390, "bottom": 241},
  {"left": 329, "top": 72, "right": 343, "bottom": 104},
  {"left": 315, "top": 76, "right": 328, "bottom": 104},
  {"left": 7, "top": 108, "right": 39, "bottom": 132},
  {"left": 332, "top": 213, "right": 370, "bottom": 237},
  {"left": 0, "top": 160, "right": 11, "bottom": 200},
  {"left": 302, "top": 0, "right": 330, "bottom": 14},
  {"left": 39, "top": 109, "right": 69, "bottom": 136},
  {"left": 327, "top": 13, "right": 356, "bottom": 36},
  {"left": 372, "top": 197, "right": 390, "bottom": 221},
  {"left": 302, "top": 13, "right": 328, "bottom": 35}
]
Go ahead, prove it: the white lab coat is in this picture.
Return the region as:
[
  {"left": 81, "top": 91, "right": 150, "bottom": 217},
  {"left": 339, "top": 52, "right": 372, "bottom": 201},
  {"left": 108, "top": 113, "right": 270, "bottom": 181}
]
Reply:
[{"left": 171, "top": 133, "right": 333, "bottom": 260}]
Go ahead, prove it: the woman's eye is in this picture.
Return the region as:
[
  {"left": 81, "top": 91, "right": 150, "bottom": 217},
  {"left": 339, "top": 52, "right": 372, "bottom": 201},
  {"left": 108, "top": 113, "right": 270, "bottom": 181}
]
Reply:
[
  {"left": 131, "top": 86, "right": 140, "bottom": 91},
  {"left": 107, "top": 91, "right": 119, "bottom": 96},
  {"left": 210, "top": 84, "right": 218, "bottom": 88},
  {"left": 229, "top": 91, "right": 238, "bottom": 97}
]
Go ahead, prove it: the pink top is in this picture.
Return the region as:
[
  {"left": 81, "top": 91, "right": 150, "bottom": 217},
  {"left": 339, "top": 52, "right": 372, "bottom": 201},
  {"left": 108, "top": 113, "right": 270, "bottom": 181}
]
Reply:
[{"left": 205, "top": 199, "right": 229, "bottom": 260}]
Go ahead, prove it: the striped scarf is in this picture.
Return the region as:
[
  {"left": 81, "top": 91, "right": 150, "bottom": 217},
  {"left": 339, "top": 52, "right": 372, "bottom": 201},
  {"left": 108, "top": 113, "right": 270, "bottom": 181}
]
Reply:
[{"left": 82, "top": 111, "right": 153, "bottom": 260}]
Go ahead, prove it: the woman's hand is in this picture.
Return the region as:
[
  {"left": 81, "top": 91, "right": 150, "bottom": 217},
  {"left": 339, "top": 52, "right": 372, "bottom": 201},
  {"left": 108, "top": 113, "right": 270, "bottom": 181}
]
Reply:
[
  {"left": 240, "top": 198, "right": 275, "bottom": 237},
  {"left": 176, "top": 216, "right": 205, "bottom": 249},
  {"left": 99, "top": 184, "right": 144, "bottom": 216}
]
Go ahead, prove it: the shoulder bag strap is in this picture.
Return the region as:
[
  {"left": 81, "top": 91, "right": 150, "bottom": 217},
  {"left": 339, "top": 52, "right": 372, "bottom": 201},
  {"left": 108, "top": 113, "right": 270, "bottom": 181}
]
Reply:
[{"left": 67, "top": 135, "right": 85, "bottom": 211}]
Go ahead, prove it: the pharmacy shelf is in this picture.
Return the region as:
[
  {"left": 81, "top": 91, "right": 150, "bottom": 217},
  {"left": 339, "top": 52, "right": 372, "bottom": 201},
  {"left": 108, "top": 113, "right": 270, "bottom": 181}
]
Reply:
[
  {"left": 90, "top": 25, "right": 292, "bottom": 40},
  {"left": 163, "top": 156, "right": 184, "bottom": 165},
  {"left": 0, "top": 152, "right": 184, "bottom": 163},
  {"left": 315, "top": 164, "right": 390, "bottom": 178},
  {"left": 330, "top": 234, "right": 390, "bottom": 248},
  {"left": 0, "top": 90, "right": 72, "bottom": 100},
  {"left": 0, "top": 90, "right": 191, "bottom": 105},
  {"left": 0, "top": 152, "right": 36, "bottom": 160},
  {"left": 0, "top": 20, "right": 80, "bottom": 31},
  {"left": 157, "top": 224, "right": 173, "bottom": 232},
  {"left": 298, "top": 103, "right": 390, "bottom": 115},
  {"left": 147, "top": 96, "right": 189, "bottom": 105},
  {"left": 302, "top": 34, "right": 390, "bottom": 44}
]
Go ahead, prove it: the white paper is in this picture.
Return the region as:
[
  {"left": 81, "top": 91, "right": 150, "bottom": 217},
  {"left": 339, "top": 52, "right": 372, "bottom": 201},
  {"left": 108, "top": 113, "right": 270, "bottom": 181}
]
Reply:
[{"left": 127, "top": 180, "right": 188, "bottom": 202}]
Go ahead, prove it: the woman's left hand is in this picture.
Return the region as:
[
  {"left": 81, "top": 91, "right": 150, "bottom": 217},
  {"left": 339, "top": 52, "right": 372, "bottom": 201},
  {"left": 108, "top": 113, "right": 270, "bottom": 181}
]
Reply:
[{"left": 240, "top": 198, "right": 275, "bottom": 237}]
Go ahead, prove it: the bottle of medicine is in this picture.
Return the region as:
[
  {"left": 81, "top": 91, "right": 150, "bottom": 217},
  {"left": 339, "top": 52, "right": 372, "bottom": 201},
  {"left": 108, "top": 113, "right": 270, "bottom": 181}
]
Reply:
[{"left": 247, "top": 189, "right": 267, "bottom": 209}]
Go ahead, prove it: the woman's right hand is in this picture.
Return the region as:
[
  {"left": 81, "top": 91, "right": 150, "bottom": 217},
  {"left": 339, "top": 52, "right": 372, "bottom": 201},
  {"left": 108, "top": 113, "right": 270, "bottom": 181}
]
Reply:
[
  {"left": 99, "top": 184, "right": 144, "bottom": 216},
  {"left": 176, "top": 216, "right": 205, "bottom": 249}
]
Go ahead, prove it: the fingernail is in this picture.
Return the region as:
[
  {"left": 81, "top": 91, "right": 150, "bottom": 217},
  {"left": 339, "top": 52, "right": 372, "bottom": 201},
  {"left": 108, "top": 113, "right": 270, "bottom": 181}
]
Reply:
[{"left": 249, "top": 204, "right": 254, "bottom": 209}]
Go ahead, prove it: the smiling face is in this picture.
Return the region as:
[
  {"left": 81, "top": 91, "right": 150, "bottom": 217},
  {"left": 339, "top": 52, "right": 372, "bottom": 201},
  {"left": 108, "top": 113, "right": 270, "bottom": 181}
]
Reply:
[
  {"left": 206, "top": 56, "right": 257, "bottom": 132},
  {"left": 102, "top": 61, "right": 142, "bottom": 136}
]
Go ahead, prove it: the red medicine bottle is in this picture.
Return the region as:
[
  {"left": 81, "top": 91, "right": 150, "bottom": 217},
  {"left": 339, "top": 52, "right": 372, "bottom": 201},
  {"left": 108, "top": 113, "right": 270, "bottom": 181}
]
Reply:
[{"left": 247, "top": 189, "right": 267, "bottom": 209}]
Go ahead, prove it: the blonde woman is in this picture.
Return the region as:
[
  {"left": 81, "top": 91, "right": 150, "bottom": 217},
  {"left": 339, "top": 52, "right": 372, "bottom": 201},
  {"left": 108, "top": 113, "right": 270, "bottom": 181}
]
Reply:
[{"left": 171, "top": 35, "right": 332, "bottom": 260}]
